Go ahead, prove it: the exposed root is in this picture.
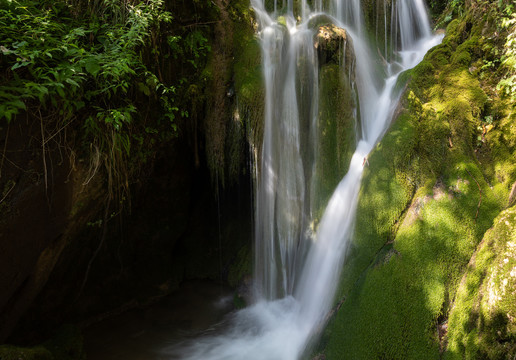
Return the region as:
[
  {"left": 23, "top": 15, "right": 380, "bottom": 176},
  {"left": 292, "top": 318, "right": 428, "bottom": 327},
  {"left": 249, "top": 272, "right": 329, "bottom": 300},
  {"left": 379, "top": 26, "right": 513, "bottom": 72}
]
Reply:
[{"left": 83, "top": 144, "right": 102, "bottom": 186}]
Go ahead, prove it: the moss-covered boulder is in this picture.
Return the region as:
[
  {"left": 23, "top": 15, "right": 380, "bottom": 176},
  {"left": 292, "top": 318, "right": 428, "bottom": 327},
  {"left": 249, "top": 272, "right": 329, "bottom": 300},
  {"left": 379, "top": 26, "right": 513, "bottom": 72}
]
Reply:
[{"left": 446, "top": 205, "right": 516, "bottom": 359}]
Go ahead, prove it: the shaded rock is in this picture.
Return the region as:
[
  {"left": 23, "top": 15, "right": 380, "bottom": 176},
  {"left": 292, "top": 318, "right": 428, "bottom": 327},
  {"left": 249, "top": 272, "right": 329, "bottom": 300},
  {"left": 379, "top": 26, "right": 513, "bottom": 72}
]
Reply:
[{"left": 0, "top": 116, "right": 104, "bottom": 342}]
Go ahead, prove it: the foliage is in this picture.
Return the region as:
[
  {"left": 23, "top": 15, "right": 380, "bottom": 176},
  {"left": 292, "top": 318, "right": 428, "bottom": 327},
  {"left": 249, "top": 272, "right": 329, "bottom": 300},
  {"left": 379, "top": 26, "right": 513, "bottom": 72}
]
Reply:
[
  {"left": 0, "top": 0, "right": 189, "bottom": 203},
  {"left": 0, "top": 0, "right": 174, "bottom": 120},
  {"left": 436, "top": 0, "right": 466, "bottom": 27},
  {"left": 427, "top": 0, "right": 453, "bottom": 20},
  {"left": 496, "top": 7, "right": 516, "bottom": 102}
]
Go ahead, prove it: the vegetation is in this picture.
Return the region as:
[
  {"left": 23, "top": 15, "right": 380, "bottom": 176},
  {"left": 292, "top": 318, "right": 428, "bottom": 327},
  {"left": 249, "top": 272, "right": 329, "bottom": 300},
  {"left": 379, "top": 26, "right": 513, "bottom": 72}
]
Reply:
[{"left": 0, "top": 0, "right": 217, "bottom": 204}]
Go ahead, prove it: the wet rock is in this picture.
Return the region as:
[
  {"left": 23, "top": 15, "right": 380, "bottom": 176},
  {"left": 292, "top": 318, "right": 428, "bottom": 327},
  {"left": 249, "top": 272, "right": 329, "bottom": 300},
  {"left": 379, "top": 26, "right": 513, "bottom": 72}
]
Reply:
[{"left": 314, "top": 24, "right": 354, "bottom": 67}]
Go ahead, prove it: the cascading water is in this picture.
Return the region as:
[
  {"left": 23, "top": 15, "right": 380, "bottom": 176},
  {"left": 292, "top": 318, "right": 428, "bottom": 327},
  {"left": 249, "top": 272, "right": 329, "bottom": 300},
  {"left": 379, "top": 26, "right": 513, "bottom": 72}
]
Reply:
[{"left": 162, "top": 1, "right": 443, "bottom": 359}]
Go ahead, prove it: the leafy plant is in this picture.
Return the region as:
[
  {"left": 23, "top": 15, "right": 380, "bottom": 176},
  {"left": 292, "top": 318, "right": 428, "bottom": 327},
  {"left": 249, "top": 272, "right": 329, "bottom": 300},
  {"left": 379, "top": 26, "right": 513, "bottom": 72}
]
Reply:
[
  {"left": 496, "top": 10, "right": 516, "bottom": 102},
  {"left": 0, "top": 0, "right": 180, "bottom": 205}
]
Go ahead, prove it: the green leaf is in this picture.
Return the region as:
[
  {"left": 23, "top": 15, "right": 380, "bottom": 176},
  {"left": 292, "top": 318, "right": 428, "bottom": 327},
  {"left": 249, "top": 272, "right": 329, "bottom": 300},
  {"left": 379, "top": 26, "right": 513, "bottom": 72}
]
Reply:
[
  {"left": 55, "top": 85, "right": 65, "bottom": 98},
  {"left": 11, "top": 99, "right": 26, "bottom": 110},
  {"left": 11, "top": 61, "right": 30, "bottom": 70},
  {"left": 12, "top": 40, "right": 28, "bottom": 49},
  {"left": 84, "top": 58, "right": 101, "bottom": 76},
  {"left": 65, "top": 78, "right": 80, "bottom": 87},
  {"left": 137, "top": 82, "right": 151, "bottom": 96}
]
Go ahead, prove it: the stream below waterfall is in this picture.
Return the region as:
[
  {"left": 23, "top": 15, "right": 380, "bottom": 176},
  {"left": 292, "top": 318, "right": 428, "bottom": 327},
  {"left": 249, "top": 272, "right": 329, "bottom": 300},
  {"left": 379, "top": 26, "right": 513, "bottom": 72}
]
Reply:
[{"left": 84, "top": 281, "right": 235, "bottom": 360}]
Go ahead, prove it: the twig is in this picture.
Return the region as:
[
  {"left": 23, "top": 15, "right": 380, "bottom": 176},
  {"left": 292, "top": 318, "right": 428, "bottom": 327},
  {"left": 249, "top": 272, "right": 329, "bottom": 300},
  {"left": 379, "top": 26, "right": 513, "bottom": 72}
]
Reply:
[
  {"left": 465, "top": 168, "right": 482, "bottom": 223},
  {"left": 0, "top": 181, "right": 15, "bottom": 205},
  {"left": 183, "top": 20, "right": 222, "bottom": 28},
  {"left": 39, "top": 110, "right": 48, "bottom": 191},
  {"left": 76, "top": 195, "right": 112, "bottom": 301},
  {"left": 42, "top": 117, "right": 76, "bottom": 146},
  {"left": 0, "top": 122, "right": 9, "bottom": 179}
]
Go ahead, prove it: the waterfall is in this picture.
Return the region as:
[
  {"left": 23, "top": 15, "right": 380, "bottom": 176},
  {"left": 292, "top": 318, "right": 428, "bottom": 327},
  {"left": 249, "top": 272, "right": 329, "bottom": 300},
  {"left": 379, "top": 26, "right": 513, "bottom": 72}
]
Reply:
[
  {"left": 254, "top": 24, "right": 318, "bottom": 299},
  {"left": 162, "top": 1, "right": 443, "bottom": 359},
  {"left": 333, "top": 0, "right": 363, "bottom": 36}
]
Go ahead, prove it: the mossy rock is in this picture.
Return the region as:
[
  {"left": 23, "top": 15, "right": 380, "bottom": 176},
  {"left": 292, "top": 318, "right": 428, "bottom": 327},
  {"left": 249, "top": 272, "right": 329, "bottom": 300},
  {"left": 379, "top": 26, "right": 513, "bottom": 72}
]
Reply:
[
  {"left": 314, "top": 24, "right": 354, "bottom": 66},
  {"left": 323, "top": 114, "right": 504, "bottom": 358},
  {"left": 446, "top": 205, "right": 516, "bottom": 359},
  {"left": 232, "top": 1, "right": 265, "bottom": 165},
  {"left": 320, "top": 1, "right": 516, "bottom": 358},
  {"left": 321, "top": 21, "right": 507, "bottom": 357},
  {"left": 0, "top": 346, "right": 53, "bottom": 360},
  {"left": 0, "top": 325, "right": 85, "bottom": 360},
  {"left": 312, "top": 38, "right": 357, "bottom": 220}
]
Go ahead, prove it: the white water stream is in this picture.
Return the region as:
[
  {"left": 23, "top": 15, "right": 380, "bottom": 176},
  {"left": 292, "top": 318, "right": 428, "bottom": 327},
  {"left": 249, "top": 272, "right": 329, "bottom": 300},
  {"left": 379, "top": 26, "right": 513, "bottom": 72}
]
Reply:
[{"left": 162, "top": 1, "right": 443, "bottom": 359}]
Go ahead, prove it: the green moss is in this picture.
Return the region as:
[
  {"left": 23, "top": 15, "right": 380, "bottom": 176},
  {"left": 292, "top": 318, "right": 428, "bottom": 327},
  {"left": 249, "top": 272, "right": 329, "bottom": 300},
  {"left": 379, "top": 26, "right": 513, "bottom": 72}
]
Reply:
[
  {"left": 426, "top": 44, "right": 453, "bottom": 68},
  {"left": 446, "top": 206, "right": 516, "bottom": 359},
  {"left": 452, "top": 36, "right": 482, "bottom": 65},
  {"left": 443, "top": 19, "right": 468, "bottom": 48},
  {"left": 393, "top": 69, "right": 413, "bottom": 96},
  {"left": 231, "top": 2, "right": 265, "bottom": 156},
  {"left": 0, "top": 346, "right": 53, "bottom": 360},
  {"left": 43, "top": 325, "right": 86, "bottom": 360},
  {"left": 228, "top": 244, "right": 252, "bottom": 288},
  {"left": 312, "top": 64, "right": 357, "bottom": 217},
  {"left": 410, "top": 61, "right": 437, "bottom": 99},
  {"left": 451, "top": 50, "right": 472, "bottom": 66},
  {"left": 325, "top": 146, "right": 504, "bottom": 359},
  {"left": 0, "top": 325, "right": 85, "bottom": 360}
]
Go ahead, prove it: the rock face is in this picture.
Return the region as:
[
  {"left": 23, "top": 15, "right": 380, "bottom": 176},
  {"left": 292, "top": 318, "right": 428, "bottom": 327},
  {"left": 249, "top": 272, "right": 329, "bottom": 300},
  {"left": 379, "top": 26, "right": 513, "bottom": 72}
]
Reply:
[
  {"left": 0, "top": 117, "right": 104, "bottom": 342},
  {"left": 312, "top": 24, "right": 358, "bottom": 218}
]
